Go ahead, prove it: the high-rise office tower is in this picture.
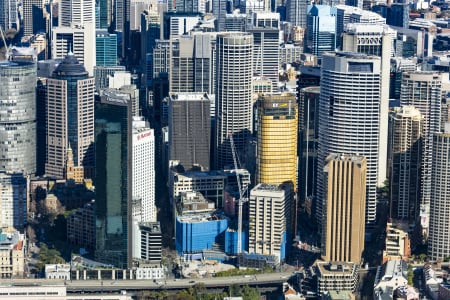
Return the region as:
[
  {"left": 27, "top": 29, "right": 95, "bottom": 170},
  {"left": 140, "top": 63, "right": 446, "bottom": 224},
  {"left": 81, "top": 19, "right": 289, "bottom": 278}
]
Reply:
[
  {"left": 0, "top": 61, "right": 37, "bottom": 174},
  {"left": 214, "top": 32, "right": 253, "bottom": 170},
  {"left": 0, "top": 172, "right": 27, "bottom": 229},
  {"left": 113, "top": 0, "right": 131, "bottom": 58},
  {"left": 322, "top": 154, "right": 366, "bottom": 263},
  {"left": 345, "top": 0, "right": 362, "bottom": 9},
  {"left": 132, "top": 118, "right": 156, "bottom": 223},
  {"left": 52, "top": 25, "right": 97, "bottom": 75},
  {"left": 23, "top": 0, "right": 45, "bottom": 35},
  {"left": 175, "top": 0, "right": 206, "bottom": 13},
  {"left": 286, "top": 0, "right": 308, "bottom": 28},
  {"left": 306, "top": 4, "right": 336, "bottom": 57},
  {"left": 130, "top": 0, "right": 153, "bottom": 30},
  {"left": 428, "top": 128, "right": 450, "bottom": 261},
  {"left": 388, "top": 106, "right": 423, "bottom": 222},
  {"left": 256, "top": 93, "right": 298, "bottom": 191},
  {"left": 317, "top": 52, "right": 381, "bottom": 229},
  {"left": 298, "top": 86, "right": 320, "bottom": 208},
  {"left": 141, "top": 10, "right": 160, "bottom": 85},
  {"left": 131, "top": 118, "right": 156, "bottom": 260},
  {"left": 95, "top": 92, "right": 132, "bottom": 269},
  {"left": 342, "top": 23, "right": 393, "bottom": 186},
  {"left": 0, "top": 0, "right": 18, "bottom": 30},
  {"left": 45, "top": 53, "right": 95, "bottom": 179},
  {"left": 59, "top": 0, "right": 95, "bottom": 26},
  {"left": 387, "top": 4, "right": 409, "bottom": 29},
  {"left": 335, "top": 5, "right": 386, "bottom": 49},
  {"left": 96, "top": 30, "right": 118, "bottom": 66},
  {"left": 249, "top": 13, "right": 280, "bottom": 91},
  {"left": 169, "top": 93, "right": 211, "bottom": 171},
  {"left": 170, "top": 34, "right": 214, "bottom": 94},
  {"left": 212, "top": 0, "right": 227, "bottom": 31},
  {"left": 389, "top": 58, "right": 417, "bottom": 100},
  {"left": 400, "top": 72, "right": 442, "bottom": 229},
  {"left": 248, "top": 183, "right": 294, "bottom": 262},
  {"left": 97, "top": 0, "right": 111, "bottom": 29}
]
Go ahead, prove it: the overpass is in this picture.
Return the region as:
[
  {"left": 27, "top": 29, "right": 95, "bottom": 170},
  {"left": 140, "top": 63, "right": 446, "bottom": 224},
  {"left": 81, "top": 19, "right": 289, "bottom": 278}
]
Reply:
[{"left": 6, "top": 272, "right": 294, "bottom": 293}]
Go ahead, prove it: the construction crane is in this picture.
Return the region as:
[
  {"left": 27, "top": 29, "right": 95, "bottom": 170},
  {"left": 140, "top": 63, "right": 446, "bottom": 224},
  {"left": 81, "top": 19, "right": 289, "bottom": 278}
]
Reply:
[
  {"left": 0, "top": 25, "right": 11, "bottom": 60},
  {"left": 228, "top": 132, "right": 247, "bottom": 255}
]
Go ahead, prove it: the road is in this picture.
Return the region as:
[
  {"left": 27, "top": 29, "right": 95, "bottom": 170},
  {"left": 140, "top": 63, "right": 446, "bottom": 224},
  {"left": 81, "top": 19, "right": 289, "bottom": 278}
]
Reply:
[{"left": 5, "top": 271, "right": 294, "bottom": 293}]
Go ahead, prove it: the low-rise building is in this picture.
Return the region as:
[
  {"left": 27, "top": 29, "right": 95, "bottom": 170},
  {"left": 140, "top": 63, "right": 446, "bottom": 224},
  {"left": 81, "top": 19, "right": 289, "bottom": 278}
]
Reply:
[
  {"left": 315, "top": 262, "right": 359, "bottom": 296},
  {"left": 45, "top": 264, "right": 71, "bottom": 280},
  {"left": 135, "top": 266, "right": 165, "bottom": 280},
  {"left": 175, "top": 192, "right": 228, "bottom": 254},
  {"left": 0, "top": 284, "right": 133, "bottom": 299},
  {"left": 374, "top": 260, "right": 416, "bottom": 300},
  {"left": 0, "top": 230, "right": 25, "bottom": 278},
  {"left": 383, "top": 222, "right": 411, "bottom": 263},
  {"left": 67, "top": 201, "right": 95, "bottom": 250}
]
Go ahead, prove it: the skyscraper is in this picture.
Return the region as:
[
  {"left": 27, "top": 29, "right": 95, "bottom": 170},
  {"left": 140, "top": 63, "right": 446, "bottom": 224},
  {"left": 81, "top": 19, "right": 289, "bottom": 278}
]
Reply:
[
  {"left": 0, "top": 0, "right": 18, "bottom": 30},
  {"left": 214, "top": 32, "right": 253, "bottom": 170},
  {"left": 400, "top": 72, "right": 442, "bottom": 230},
  {"left": 23, "top": 0, "right": 45, "bottom": 35},
  {"left": 52, "top": 25, "right": 97, "bottom": 75},
  {"left": 341, "top": 23, "right": 393, "bottom": 186},
  {"left": 0, "top": 61, "right": 37, "bottom": 174},
  {"left": 96, "top": 30, "right": 118, "bottom": 66},
  {"left": 249, "top": 20, "right": 280, "bottom": 91},
  {"left": 212, "top": 0, "right": 227, "bottom": 31},
  {"left": 95, "top": 93, "right": 132, "bottom": 269},
  {"left": 306, "top": 4, "right": 336, "bottom": 57},
  {"left": 388, "top": 106, "right": 423, "bottom": 222},
  {"left": 132, "top": 118, "right": 156, "bottom": 223},
  {"left": 286, "top": 0, "right": 309, "bottom": 28},
  {"left": 322, "top": 154, "right": 366, "bottom": 263},
  {"left": 317, "top": 52, "right": 381, "bottom": 229},
  {"left": 131, "top": 118, "right": 156, "bottom": 260},
  {"left": 59, "top": 0, "right": 95, "bottom": 26},
  {"left": 0, "top": 172, "right": 27, "bottom": 230},
  {"left": 248, "top": 183, "right": 294, "bottom": 262},
  {"left": 169, "top": 34, "right": 214, "bottom": 94},
  {"left": 46, "top": 54, "right": 95, "bottom": 179},
  {"left": 256, "top": 93, "right": 298, "bottom": 191},
  {"left": 298, "top": 86, "right": 320, "bottom": 209},
  {"left": 428, "top": 128, "right": 450, "bottom": 261},
  {"left": 169, "top": 93, "right": 211, "bottom": 171}
]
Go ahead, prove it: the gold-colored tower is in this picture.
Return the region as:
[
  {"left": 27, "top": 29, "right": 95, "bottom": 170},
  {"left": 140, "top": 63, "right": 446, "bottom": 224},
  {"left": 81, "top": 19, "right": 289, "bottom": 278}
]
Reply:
[{"left": 256, "top": 93, "right": 298, "bottom": 191}]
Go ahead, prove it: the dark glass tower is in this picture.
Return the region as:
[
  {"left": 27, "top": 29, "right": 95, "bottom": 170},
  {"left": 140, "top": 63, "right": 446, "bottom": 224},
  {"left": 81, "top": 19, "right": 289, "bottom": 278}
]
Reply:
[{"left": 95, "top": 94, "right": 132, "bottom": 269}]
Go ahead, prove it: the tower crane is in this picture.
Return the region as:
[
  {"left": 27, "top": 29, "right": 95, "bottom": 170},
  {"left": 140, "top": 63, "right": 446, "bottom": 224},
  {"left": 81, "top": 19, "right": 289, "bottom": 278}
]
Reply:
[
  {"left": 0, "top": 26, "right": 11, "bottom": 60},
  {"left": 228, "top": 133, "right": 248, "bottom": 254}
]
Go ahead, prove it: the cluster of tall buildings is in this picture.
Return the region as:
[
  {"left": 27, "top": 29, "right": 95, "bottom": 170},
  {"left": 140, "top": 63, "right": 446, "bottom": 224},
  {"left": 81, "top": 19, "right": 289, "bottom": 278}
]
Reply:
[{"left": 0, "top": 0, "right": 450, "bottom": 277}]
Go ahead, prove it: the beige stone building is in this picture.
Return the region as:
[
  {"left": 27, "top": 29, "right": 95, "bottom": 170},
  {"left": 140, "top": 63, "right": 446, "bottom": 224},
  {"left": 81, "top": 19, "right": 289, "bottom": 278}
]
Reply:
[
  {"left": 0, "top": 230, "right": 25, "bottom": 278},
  {"left": 322, "top": 154, "right": 366, "bottom": 263}
]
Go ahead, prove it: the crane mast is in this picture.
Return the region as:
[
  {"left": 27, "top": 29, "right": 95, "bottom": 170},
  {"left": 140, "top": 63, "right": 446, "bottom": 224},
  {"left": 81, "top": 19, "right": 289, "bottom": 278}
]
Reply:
[{"left": 229, "top": 133, "right": 244, "bottom": 254}]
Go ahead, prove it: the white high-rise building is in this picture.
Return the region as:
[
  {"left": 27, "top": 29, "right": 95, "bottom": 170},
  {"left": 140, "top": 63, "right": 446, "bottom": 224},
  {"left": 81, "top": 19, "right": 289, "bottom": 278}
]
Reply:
[
  {"left": 0, "top": 172, "right": 27, "bottom": 230},
  {"left": 400, "top": 72, "right": 442, "bottom": 231},
  {"left": 341, "top": 24, "right": 393, "bottom": 186},
  {"left": 317, "top": 52, "right": 381, "bottom": 229},
  {"left": 51, "top": 24, "right": 96, "bottom": 75},
  {"left": 132, "top": 118, "right": 155, "bottom": 260},
  {"left": 132, "top": 117, "right": 156, "bottom": 223},
  {"left": 286, "top": 0, "right": 309, "bottom": 28},
  {"left": 214, "top": 32, "right": 253, "bottom": 170},
  {"left": 59, "top": 0, "right": 95, "bottom": 26},
  {"left": 248, "top": 183, "right": 294, "bottom": 262},
  {"left": 428, "top": 127, "right": 450, "bottom": 261}
]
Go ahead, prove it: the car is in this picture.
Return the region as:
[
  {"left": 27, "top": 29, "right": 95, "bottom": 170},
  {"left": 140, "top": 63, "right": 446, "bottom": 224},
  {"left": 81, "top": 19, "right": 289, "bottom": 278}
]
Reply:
[{"left": 189, "top": 280, "right": 195, "bottom": 284}]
